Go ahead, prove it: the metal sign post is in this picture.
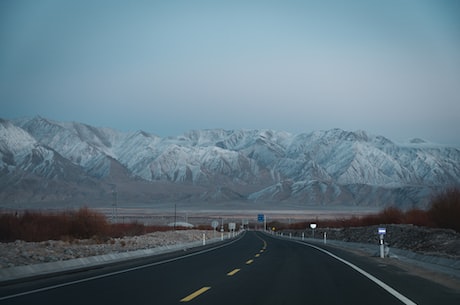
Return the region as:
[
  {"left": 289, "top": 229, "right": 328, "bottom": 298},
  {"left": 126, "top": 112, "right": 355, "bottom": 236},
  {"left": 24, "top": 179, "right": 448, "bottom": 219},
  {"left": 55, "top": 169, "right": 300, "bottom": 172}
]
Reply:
[
  {"left": 242, "top": 219, "right": 248, "bottom": 230},
  {"left": 257, "top": 214, "right": 266, "bottom": 231},
  {"left": 378, "top": 228, "right": 386, "bottom": 258},
  {"left": 211, "top": 220, "right": 219, "bottom": 238},
  {"left": 310, "top": 223, "right": 317, "bottom": 238},
  {"left": 229, "top": 222, "right": 236, "bottom": 237}
]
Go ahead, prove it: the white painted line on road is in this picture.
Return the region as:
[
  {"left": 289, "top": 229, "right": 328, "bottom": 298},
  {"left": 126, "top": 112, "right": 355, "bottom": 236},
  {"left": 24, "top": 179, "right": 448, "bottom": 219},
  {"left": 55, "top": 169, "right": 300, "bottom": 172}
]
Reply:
[
  {"left": 295, "top": 240, "right": 417, "bottom": 305},
  {"left": 0, "top": 233, "right": 245, "bottom": 302}
]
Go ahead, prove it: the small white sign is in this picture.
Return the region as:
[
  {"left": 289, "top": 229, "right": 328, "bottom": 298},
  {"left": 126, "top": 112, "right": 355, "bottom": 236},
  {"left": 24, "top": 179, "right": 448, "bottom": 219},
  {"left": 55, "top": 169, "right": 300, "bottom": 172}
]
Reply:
[
  {"left": 211, "top": 220, "right": 219, "bottom": 229},
  {"left": 378, "top": 228, "right": 386, "bottom": 234},
  {"left": 310, "top": 223, "right": 317, "bottom": 229},
  {"left": 228, "top": 222, "right": 236, "bottom": 230}
]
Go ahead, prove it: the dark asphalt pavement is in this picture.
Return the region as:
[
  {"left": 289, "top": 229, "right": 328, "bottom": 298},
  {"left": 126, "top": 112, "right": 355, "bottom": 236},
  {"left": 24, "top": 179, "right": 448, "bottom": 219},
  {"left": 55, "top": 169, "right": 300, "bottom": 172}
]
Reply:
[{"left": 1, "top": 231, "right": 458, "bottom": 304}]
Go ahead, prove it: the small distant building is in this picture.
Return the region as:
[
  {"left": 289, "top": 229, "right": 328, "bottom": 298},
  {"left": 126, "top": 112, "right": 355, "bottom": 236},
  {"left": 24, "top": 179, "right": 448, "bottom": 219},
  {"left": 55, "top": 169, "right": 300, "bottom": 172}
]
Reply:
[{"left": 168, "top": 222, "right": 194, "bottom": 228}]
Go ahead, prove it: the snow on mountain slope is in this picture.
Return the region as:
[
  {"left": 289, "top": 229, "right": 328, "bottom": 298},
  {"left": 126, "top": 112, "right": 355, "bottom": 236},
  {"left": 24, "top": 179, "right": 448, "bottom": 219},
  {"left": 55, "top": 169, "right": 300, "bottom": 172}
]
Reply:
[
  {"left": 0, "top": 118, "right": 100, "bottom": 181},
  {"left": 0, "top": 119, "right": 106, "bottom": 205},
  {"left": 14, "top": 117, "right": 127, "bottom": 179},
  {"left": 0, "top": 119, "right": 41, "bottom": 171},
  {"left": 2, "top": 116, "right": 459, "bottom": 207},
  {"left": 0, "top": 119, "right": 36, "bottom": 166},
  {"left": 335, "top": 141, "right": 404, "bottom": 185},
  {"left": 113, "top": 131, "right": 162, "bottom": 180}
]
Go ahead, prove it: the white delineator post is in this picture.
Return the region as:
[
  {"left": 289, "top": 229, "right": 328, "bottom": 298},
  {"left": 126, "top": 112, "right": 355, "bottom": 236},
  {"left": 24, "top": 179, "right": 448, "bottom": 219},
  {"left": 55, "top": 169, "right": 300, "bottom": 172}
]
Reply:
[
  {"left": 221, "top": 218, "right": 224, "bottom": 241},
  {"left": 203, "top": 233, "right": 206, "bottom": 246},
  {"left": 378, "top": 228, "right": 386, "bottom": 258}
]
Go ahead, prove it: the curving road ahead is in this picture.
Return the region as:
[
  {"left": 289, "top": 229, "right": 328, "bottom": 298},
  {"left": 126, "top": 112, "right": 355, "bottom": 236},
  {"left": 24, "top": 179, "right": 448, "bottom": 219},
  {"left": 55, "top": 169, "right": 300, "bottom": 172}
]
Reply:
[{"left": 1, "top": 231, "right": 458, "bottom": 304}]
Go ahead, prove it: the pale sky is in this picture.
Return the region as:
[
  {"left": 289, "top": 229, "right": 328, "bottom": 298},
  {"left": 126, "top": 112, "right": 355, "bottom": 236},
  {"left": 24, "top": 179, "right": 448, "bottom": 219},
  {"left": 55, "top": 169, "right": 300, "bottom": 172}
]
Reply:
[{"left": 1, "top": 0, "right": 459, "bottom": 145}]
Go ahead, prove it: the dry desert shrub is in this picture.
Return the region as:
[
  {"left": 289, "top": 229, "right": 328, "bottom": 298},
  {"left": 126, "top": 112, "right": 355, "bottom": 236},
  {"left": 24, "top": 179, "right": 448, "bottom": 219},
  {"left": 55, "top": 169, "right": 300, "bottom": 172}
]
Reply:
[
  {"left": 428, "top": 188, "right": 460, "bottom": 232},
  {"left": 0, "top": 207, "right": 195, "bottom": 242}
]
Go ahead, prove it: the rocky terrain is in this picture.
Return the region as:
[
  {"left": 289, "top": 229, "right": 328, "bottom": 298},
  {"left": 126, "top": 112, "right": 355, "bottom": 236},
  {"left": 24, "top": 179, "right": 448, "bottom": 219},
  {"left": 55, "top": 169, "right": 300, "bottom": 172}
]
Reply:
[
  {"left": 0, "top": 230, "right": 214, "bottom": 269},
  {"left": 286, "top": 224, "right": 460, "bottom": 260}
]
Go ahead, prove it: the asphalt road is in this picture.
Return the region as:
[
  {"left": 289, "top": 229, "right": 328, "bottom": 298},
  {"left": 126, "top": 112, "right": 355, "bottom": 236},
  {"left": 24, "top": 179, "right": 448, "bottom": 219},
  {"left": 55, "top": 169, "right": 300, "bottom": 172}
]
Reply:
[{"left": 1, "top": 231, "right": 458, "bottom": 305}]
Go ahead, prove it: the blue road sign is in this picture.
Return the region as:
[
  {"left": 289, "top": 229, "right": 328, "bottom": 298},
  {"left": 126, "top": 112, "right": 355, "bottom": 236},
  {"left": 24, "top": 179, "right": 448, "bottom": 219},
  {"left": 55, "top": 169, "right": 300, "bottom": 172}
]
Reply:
[{"left": 257, "top": 214, "right": 264, "bottom": 222}]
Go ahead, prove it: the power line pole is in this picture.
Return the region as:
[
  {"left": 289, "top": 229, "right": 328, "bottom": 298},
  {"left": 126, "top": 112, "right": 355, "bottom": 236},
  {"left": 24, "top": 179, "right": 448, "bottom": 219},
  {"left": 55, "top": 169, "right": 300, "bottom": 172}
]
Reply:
[{"left": 174, "top": 204, "right": 177, "bottom": 230}]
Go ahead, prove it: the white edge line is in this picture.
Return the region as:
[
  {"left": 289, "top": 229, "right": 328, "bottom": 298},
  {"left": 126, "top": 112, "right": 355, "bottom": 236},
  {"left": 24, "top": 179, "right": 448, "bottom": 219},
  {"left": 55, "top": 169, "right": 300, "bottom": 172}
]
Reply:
[
  {"left": 0, "top": 232, "right": 245, "bottom": 301},
  {"left": 292, "top": 239, "right": 417, "bottom": 305}
]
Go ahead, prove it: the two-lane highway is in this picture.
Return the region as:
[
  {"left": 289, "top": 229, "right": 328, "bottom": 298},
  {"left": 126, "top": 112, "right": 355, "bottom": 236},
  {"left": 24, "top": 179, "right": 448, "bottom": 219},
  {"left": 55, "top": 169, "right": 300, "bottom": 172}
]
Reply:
[{"left": 1, "top": 231, "right": 459, "bottom": 304}]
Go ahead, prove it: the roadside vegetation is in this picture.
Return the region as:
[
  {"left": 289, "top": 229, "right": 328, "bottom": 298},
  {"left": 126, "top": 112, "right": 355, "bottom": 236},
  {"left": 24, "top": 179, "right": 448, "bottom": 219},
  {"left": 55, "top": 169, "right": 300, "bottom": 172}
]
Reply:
[
  {"left": 270, "top": 188, "right": 460, "bottom": 233},
  {"left": 1, "top": 188, "right": 459, "bottom": 242},
  {"left": 0, "top": 207, "right": 208, "bottom": 243}
]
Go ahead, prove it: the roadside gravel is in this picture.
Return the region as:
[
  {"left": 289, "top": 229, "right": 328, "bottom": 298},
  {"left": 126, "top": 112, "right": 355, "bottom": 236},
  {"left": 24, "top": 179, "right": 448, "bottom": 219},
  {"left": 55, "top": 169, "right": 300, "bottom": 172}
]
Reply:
[
  {"left": 1, "top": 225, "right": 459, "bottom": 269},
  {"left": 0, "top": 230, "right": 213, "bottom": 269},
  {"left": 286, "top": 224, "right": 460, "bottom": 260}
]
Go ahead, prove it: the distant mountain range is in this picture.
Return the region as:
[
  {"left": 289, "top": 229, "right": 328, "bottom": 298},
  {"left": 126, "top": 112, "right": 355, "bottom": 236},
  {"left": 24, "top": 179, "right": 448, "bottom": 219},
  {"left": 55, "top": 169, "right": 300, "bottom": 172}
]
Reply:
[{"left": 1, "top": 116, "right": 459, "bottom": 208}]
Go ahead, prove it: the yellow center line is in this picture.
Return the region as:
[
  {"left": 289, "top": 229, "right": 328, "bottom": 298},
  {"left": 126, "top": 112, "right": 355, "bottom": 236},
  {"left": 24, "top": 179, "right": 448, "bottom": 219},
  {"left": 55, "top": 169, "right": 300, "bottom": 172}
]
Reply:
[
  {"left": 260, "top": 249, "right": 264, "bottom": 253},
  {"left": 180, "top": 287, "right": 211, "bottom": 302},
  {"left": 227, "top": 268, "right": 241, "bottom": 276},
  {"left": 263, "top": 240, "right": 267, "bottom": 249},
  {"left": 246, "top": 259, "right": 254, "bottom": 265},
  {"left": 255, "top": 253, "right": 260, "bottom": 257}
]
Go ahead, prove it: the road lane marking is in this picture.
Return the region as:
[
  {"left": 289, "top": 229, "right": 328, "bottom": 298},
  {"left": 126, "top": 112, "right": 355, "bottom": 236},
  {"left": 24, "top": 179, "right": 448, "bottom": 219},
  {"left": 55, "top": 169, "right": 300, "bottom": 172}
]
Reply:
[
  {"left": 0, "top": 233, "right": 246, "bottom": 302},
  {"left": 180, "top": 286, "right": 211, "bottom": 302},
  {"left": 255, "top": 253, "right": 260, "bottom": 257},
  {"left": 292, "top": 240, "right": 417, "bottom": 305},
  {"left": 246, "top": 259, "right": 254, "bottom": 265},
  {"left": 255, "top": 234, "right": 267, "bottom": 250},
  {"left": 227, "top": 268, "right": 241, "bottom": 276},
  {"left": 260, "top": 249, "right": 264, "bottom": 253}
]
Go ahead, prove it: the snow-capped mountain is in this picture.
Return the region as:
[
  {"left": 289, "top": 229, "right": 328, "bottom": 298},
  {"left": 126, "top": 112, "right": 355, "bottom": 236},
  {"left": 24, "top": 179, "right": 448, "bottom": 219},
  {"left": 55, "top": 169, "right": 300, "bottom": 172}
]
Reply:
[{"left": 1, "top": 116, "right": 459, "bottom": 208}]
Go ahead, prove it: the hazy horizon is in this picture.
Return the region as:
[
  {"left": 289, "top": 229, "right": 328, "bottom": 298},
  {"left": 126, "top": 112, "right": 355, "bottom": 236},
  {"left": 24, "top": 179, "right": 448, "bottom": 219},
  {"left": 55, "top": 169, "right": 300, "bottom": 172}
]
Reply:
[{"left": 1, "top": 0, "right": 459, "bottom": 145}]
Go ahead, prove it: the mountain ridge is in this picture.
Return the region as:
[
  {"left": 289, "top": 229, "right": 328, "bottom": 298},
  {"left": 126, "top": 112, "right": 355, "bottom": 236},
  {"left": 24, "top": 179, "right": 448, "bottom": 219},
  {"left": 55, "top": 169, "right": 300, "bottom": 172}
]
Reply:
[{"left": 1, "top": 116, "right": 459, "bottom": 208}]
